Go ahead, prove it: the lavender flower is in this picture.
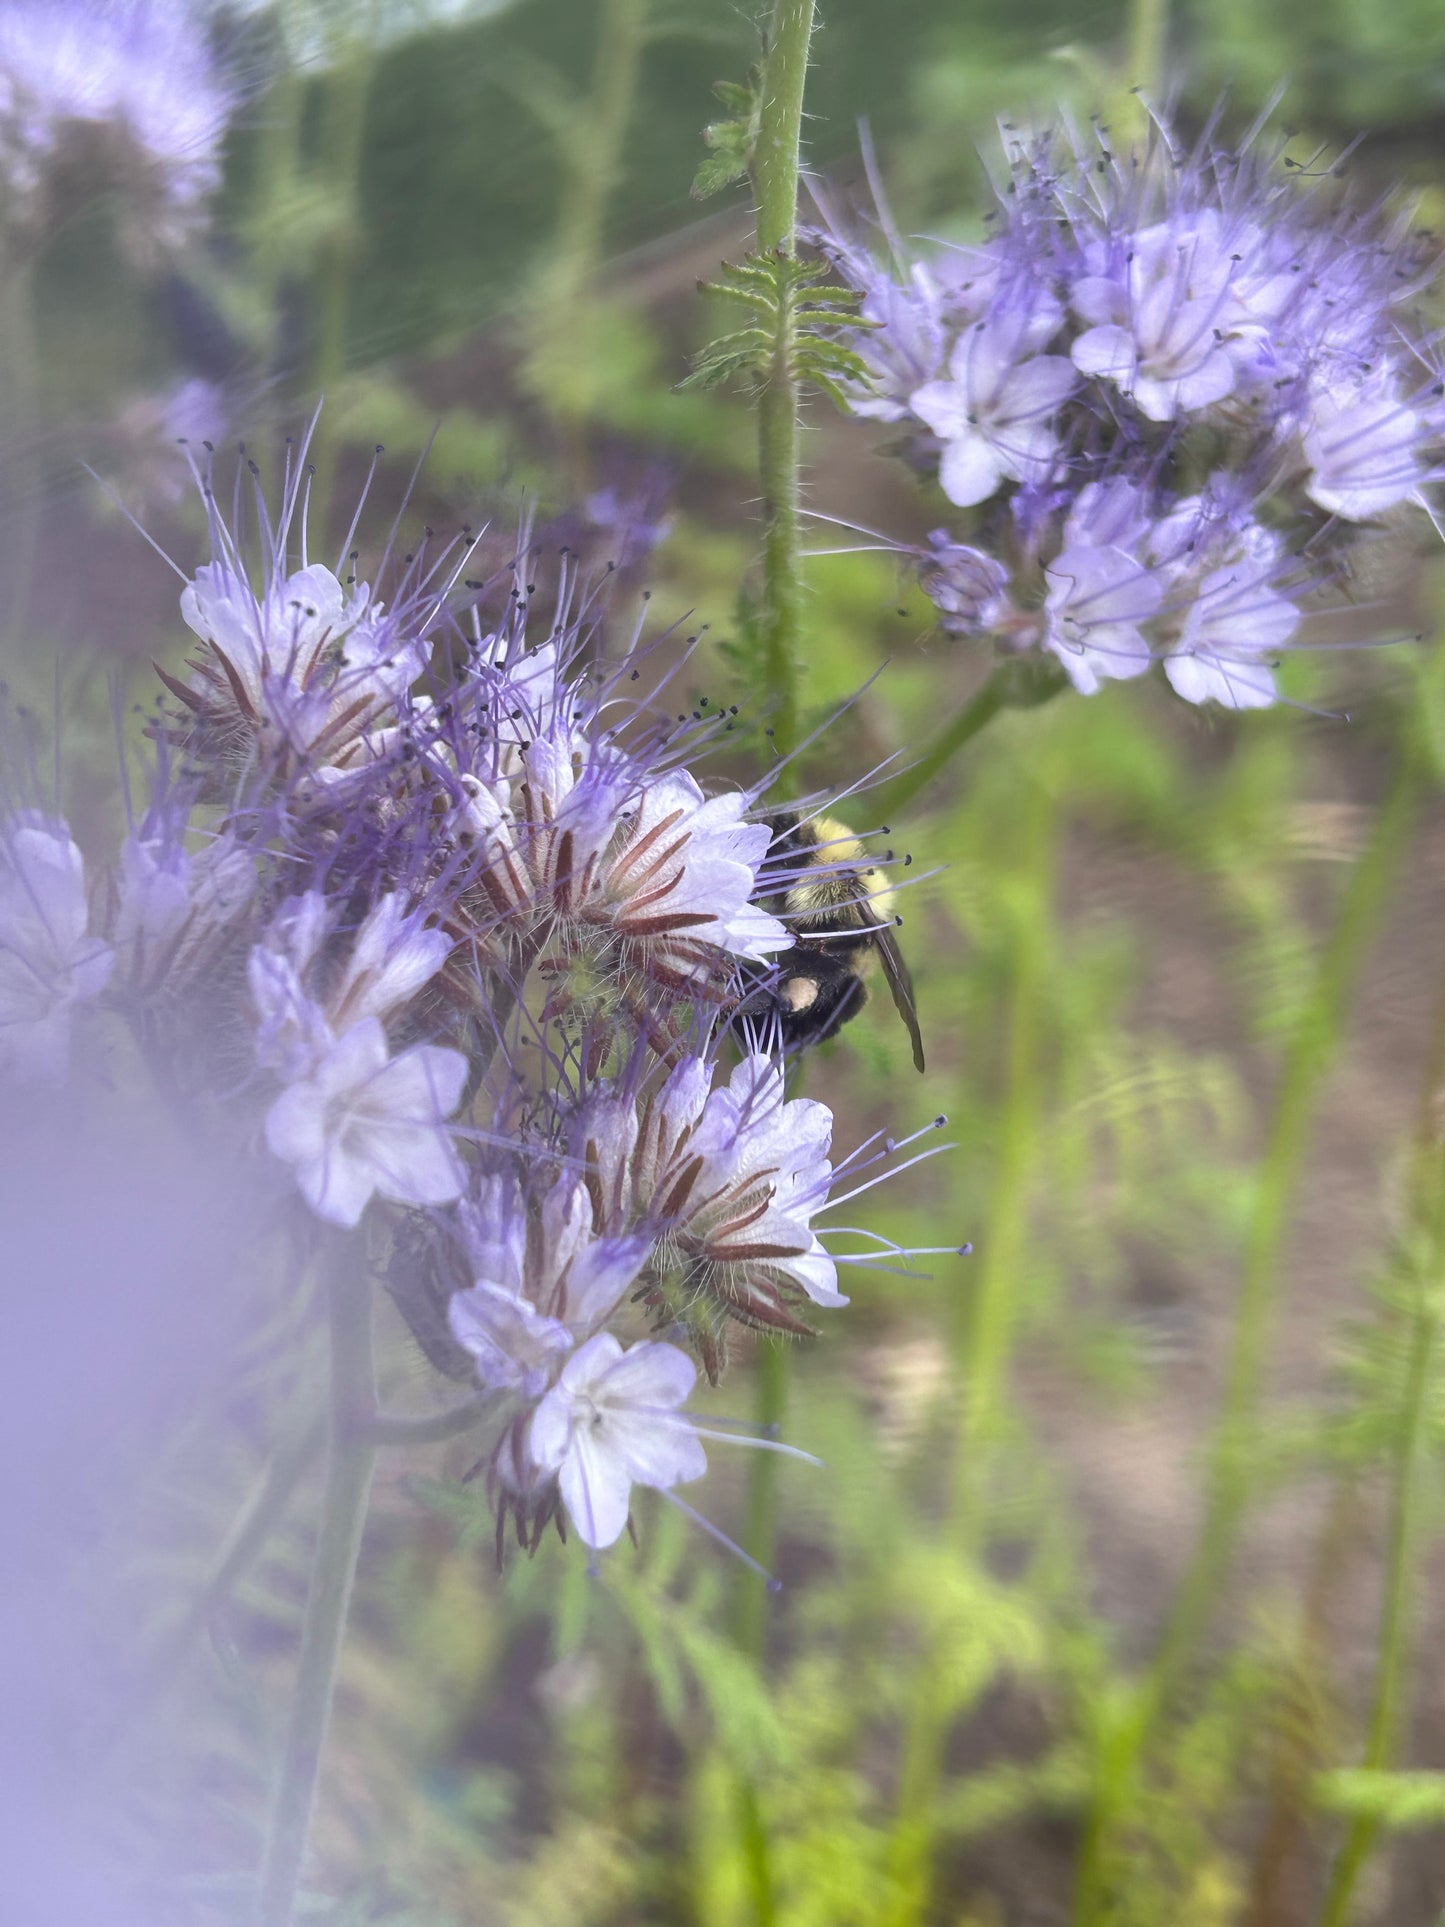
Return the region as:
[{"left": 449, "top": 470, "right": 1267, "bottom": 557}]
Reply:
[
  {"left": 111, "top": 817, "right": 255, "bottom": 997},
  {"left": 263, "top": 1017, "right": 468, "bottom": 1227},
  {"left": 577, "top": 1050, "right": 847, "bottom": 1379},
  {"left": 15, "top": 432, "right": 961, "bottom": 1573},
  {"left": 815, "top": 116, "right": 1444, "bottom": 709},
  {"left": 0, "top": 815, "right": 112, "bottom": 1081},
  {"left": 529, "top": 1335, "right": 706, "bottom": 1550},
  {"left": 0, "top": 0, "right": 236, "bottom": 259},
  {"left": 910, "top": 309, "right": 1076, "bottom": 507}
]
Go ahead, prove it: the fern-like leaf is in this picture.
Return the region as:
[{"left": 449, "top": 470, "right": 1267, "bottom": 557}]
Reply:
[
  {"left": 691, "top": 74, "right": 761, "bottom": 199},
  {"left": 683, "top": 249, "right": 875, "bottom": 403}
]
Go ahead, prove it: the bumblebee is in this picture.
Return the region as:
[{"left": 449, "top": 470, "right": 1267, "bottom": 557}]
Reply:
[{"left": 745, "top": 810, "right": 925, "bottom": 1072}]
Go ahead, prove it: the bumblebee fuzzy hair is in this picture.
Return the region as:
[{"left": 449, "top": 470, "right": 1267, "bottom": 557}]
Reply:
[{"left": 738, "top": 810, "right": 925, "bottom": 1071}]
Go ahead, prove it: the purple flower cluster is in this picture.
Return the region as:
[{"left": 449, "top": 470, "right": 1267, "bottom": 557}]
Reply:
[
  {"left": 816, "top": 117, "right": 1444, "bottom": 709},
  {"left": 0, "top": 435, "right": 942, "bottom": 1565}
]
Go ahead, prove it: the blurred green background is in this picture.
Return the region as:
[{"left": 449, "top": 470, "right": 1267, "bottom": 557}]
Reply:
[{"left": 22, "top": 0, "right": 1445, "bottom": 1923}]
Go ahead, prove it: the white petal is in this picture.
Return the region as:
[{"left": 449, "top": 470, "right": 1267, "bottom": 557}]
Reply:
[{"left": 937, "top": 433, "right": 1005, "bottom": 508}]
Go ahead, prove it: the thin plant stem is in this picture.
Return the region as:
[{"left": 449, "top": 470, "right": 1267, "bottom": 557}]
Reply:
[
  {"left": 1074, "top": 746, "right": 1423, "bottom": 1922},
  {"left": 751, "top": 0, "right": 817, "bottom": 759},
  {"left": 719, "top": 11, "right": 816, "bottom": 1916},
  {"left": 307, "top": 19, "right": 378, "bottom": 521},
  {"left": 734, "top": 1336, "right": 788, "bottom": 1659},
  {"left": 1127, "top": 0, "right": 1167, "bottom": 92},
  {"left": 254, "top": 1236, "right": 378, "bottom": 1927},
  {"left": 0, "top": 258, "right": 41, "bottom": 654},
  {"left": 874, "top": 659, "right": 1068, "bottom": 823},
  {"left": 1315, "top": 959, "right": 1445, "bottom": 1925},
  {"left": 364, "top": 1394, "right": 488, "bottom": 1447},
  {"left": 883, "top": 767, "right": 1057, "bottom": 1925},
  {"left": 732, "top": 0, "right": 816, "bottom": 1642},
  {"left": 122, "top": 1414, "right": 327, "bottom": 1731},
  {"left": 1318, "top": 1299, "right": 1437, "bottom": 1926},
  {"left": 532, "top": 0, "right": 650, "bottom": 488},
  {"left": 1248, "top": 934, "right": 1445, "bottom": 1923}
]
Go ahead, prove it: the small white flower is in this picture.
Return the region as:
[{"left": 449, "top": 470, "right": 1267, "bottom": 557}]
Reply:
[
  {"left": 1162, "top": 525, "right": 1300, "bottom": 710},
  {"left": 910, "top": 313, "right": 1076, "bottom": 507},
  {"left": 529, "top": 1333, "right": 707, "bottom": 1549},
  {"left": 1041, "top": 545, "right": 1164, "bottom": 695},
  {"left": 248, "top": 891, "right": 451, "bottom": 1079},
  {"left": 0, "top": 815, "right": 112, "bottom": 1081},
  {"left": 173, "top": 560, "right": 426, "bottom": 782},
  {"left": 1302, "top": 375, "right": 1424, "bottom": 521},
  {"left": 1071, "top": 212, "right": 1243, "bottom": 423},
  {"left": 263, "top": 1017, "right": 467, "bottom": 1227},
  {"left": 447, "top": 1172, "right": 649, "bottom": 1395}
]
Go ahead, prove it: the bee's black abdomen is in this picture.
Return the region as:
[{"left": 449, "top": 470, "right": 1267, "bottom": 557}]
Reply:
[{"left": 733, "top": 941, "right": 869, "bottom": 1056}]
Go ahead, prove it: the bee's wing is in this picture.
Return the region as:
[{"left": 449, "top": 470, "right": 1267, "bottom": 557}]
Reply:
[{"left": 876, "top": 922, "right": 925, "bottom": 1073}]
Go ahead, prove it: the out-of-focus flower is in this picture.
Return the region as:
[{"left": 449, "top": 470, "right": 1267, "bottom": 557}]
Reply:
[
  {"left": 111, "top": 820, "right": 255, "bottom": 995},
  {"left": 0, "top": 0, "right": 237, "bottom": 259},
  {"left": 107, "top": 378, "right": 232, "bottom": 515},
  {"left": 0, "top": 815, "right": 112, "bottom": 1081},
  {"left": 262, "top": 1016, "right": 467, "bottom": 1226}
]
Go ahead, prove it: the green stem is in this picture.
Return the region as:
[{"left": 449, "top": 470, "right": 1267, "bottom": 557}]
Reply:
[
  {"left": 0, "top": 259, "right": 41, "bottom": 655},
  {"left": 533, "top": 0, "right": 649, "bottom": 484},
  {"left": 307, "top": 23, "right": 377, "bottom": 520},
  {"left": 733, "top": 1337, "right": 788, "bottom": 1659},
  {"left": 1319, "top": 1302, "right": 1437, "bottom": 1927},
  {"left": 364, "top": 1394, "right": 487, "bottom": 1447},
  {"left": 254, "top": 1238, "right": 378, "bottom": 1927},
  {"left": 875, "top": 659, "right": 1068, "bottom": 822},
  {"left": 1127, "top": 0, "right": 1167, "bottom": 92},
  {"left": 138, "top": 1415, "right": 326, "bottom": 1713},
  {"left": 884, "top": 770, "right": 1056, "bottom": 1925},
  {"left": 1074, "top": 748, "right": 1422, "bottom": 1923},
  {"left": 751, "top": 0, "right": 817, "bottom": 759}
]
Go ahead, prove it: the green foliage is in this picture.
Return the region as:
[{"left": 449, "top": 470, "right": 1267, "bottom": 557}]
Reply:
[
  {"left": 692, "top": 74, "right": 763, "bottom": 199},
  {"left": 686, "top": 251, "right": 875, "bottom": 405},
  {"left": 1315, "top": 1768, "right": 1445, "bottom": 1831}
]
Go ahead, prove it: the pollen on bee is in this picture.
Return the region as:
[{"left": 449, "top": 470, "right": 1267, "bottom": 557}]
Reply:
[{"left": 780, "top": 975, "right": 819, "bottom": 1013}]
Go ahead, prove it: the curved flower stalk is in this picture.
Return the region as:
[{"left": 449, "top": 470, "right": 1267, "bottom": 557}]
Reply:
[
  {"left": 0, "top": 0, "right": 237, "bottom": 263},
  {"left": 815, "top": 114, "right": 1445, "bottom": 711}
]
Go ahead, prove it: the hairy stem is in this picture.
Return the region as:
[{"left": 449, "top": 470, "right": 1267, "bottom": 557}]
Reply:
[
  {"left": 1074, "top": 749, "right": 1422, "bottom": 1922},
  {"left": 254, "top": 1238, "right": 378, "bottom": 1927},
  {"left": 751, "top": 0, "right": 817, "bottom": 758}
]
